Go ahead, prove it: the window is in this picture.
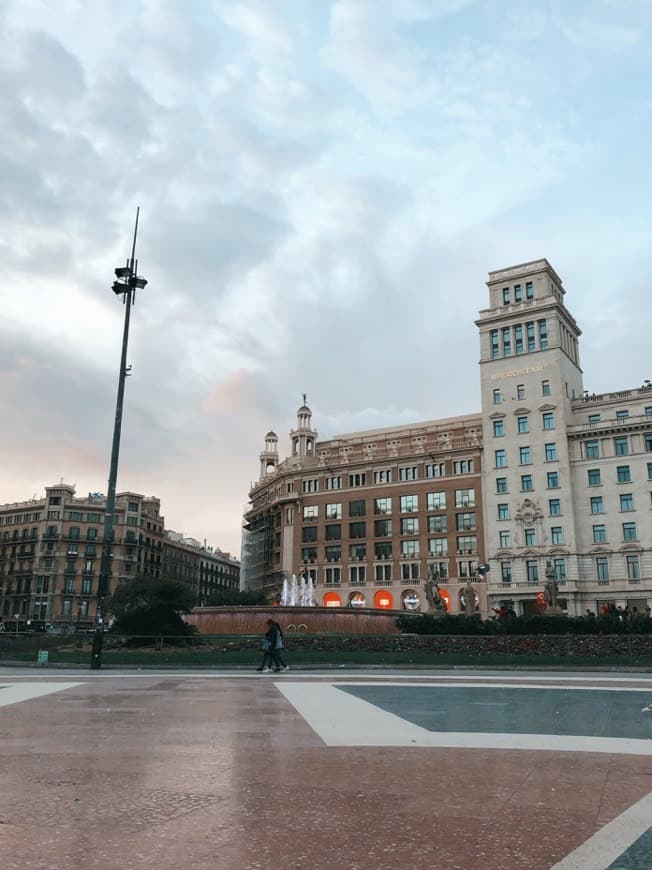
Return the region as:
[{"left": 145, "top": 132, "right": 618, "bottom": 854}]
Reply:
[
  {"left": 526, "top": 281, "right": 534, "bottom": 299},
  {"left": 126, "top": 515, "right": 138, "bottom": 527},
  {"left": 301, "top": 526, "right": 317, "bottom": 543},
  {"left": 542, "top": 412, "right": 555, "bottom": 430},
  {"left": 517, "top": 416, "right": 529, "bottom": 433},
  {"left": 427, "top": 492, "right": 446, "bottom": 510},
  {"left": 82, "top": 578, "right": 93, "bottom": 594},
  {"left": 646, "top": 433, "right": 652, "bottom": 452},
  {"left": 349, "top": 499, "right": 366, "bottom": 517},
  {"left": 620, "top": 493, "right": 634, "bottom": 512},
  {"left": 648, "top": 462, "right": 652, "bottom": 480},
  {"left": 453, "top": 459, "right": 474, "bottom": 474},
  {"left": 551, "top": 526, "right": 564, "bottom": 545},
  {"left": 69, "top": 511, "right": 83, "bottom": 521},
  {"left": 501, "top": 562, "right": 512, "bottom": 582},
  {"left": 455, "top": 489, "right": 475, "bottom": 508},
  {"left": 373, "top": 470, "right": 392, "bottom": 484},
  {"left": 514, "top": 284, "right": 522, "bottom": 302},
  {"left": 614, "top": 436, "right": 629, "bottom": 456},
  {"left": 62, "top": 599, "right": 72, "bottom": 617},
  {"left": 400, "top": 518, "right": 419, "bottom": 535},
  {"left": 350, "top": 543, "right": 366, "bottom": 560},
  {"left": 325, "top": 567, "right": 341, "bottom": 585},
  {"left": 375, "top": 542, "right": 392, "bottom": 559},
  {"left": 375, "top": 564, "right": 392, "bottom": 582},
  {"left": 622, "top": 522, "right": 637, "bottom": 541},
  {"left": 514, "top": 324, "right": 524, "bottom": 354},
  {"left": 526, "top": 321, "right": 535, "bottom": 352},
  {"left": 374, "top": 519, "right": 392, "bottom": 537},
  {"left": 303, "top": 505, "right": 318, "bottom": 521},
  {"left": 521, "top": 474, "right": 533, "bottom": 491},
  {"left": 47, "top": 510, "right": 60, "bottom": 520},
  {"left": 517, "top": 384, "right": 525, "bottom": 400},
  {"left": 302, "top": 479, "right": 319, "bottom": 493},
  {"left": 496, "top": 477, "right": 508, "bottom": 494},
  {"left": 495, "top": 449, "right": 506, "bottom": 467},
  {"left": 325, "top": 476, "right": 342, "bottom": 490},
  {"left": 585, "top": 440, "right": 600, "bottom": 459},
  {"left": 588, "top": 414, "right": 601, "bottom": 426},
  {"left": 349, "top": 473, "right": 366, "bottom": 487},
  {"left": 401, "top": 540, "right": 420, "bottom": 557},
  {"left": 399, "top": 466, "right": 419, "bottom": 481},
  {"left": 499, "top": 531, "right": 511, "bottom": 548},
  {"left": 349, "top": 522, "right": 366, "bottom": 539},
  {"left": 325, "top": 503, "right": 342, "bottom": 520},
  {"left": 456, "top": 513, "right": 476, "bottom": 531},
  {"left": 546, "top": 471, "right": 558, "bottom": 489},
  {"left": 374, "top": 497, "right": 392, "bottom": 515},
  {"left": 554, "top": 558, "right": 566, "bottom": 581},
  {"left": 493, "top": 389, "right": 501, "bottom": 405},
  {"left": 325, "top": 546, "right": 341, "bottom": 562},
  {"left": 616, "top": 465, "right": 631, "bottom": 483},
  {"left": 400, "top": 495, "right": 418, "bottom": 513},
  {"left": 549, "top": 498, "right": 561, "bottom": 516},
  {"left": 646, "top": 406, "right": 652, "bottom": 419},
  {"left": 545, "top": 443, "right": 557, "bottom": 461},
  {"left": 425, "top": 463, "right": 445, "bottom": 478},
  {"left": 456, "top": 535, "right": 477, "bottom": 553},
  {"left": 429, "top": 538, "right": 448, "bottom": 556},
  {"left": 497, "top": 503, "right": 509, "bottom": 520},
  {"left": 325, "top": 524, "right": 341, "bottom": 541},
  {"left": 502, "top": 327, "right": 511, "bottom": 356},
  {"left": 524, "top": 528, "right": 536, "bottom": 546},
  {"left": 616, "top": 410, "right": 629, "bottom": 420},
  {"left": 401, "top": 563, "right": 420, "bottom": 581},
  {"left": 541, "top": 379, "right": 551, "bottom": 396},
  {"left": 588, "top": 469, "right": 601, "bottom": 486},
  {"left": 520, "top": 446, "right": 531, "bottom": 465},
  {"left": 626, "top": 555, "right": 640, "bottom": 581},
  {"left": 590, "top": 496, "right": 604, "bottom": 514},
  {"left": 538, "top": 319, "right": 548, "bottom": 349},
  {"left": 596, "top": 557, "right": 609, "bottom": 581},
  {"left": 502, "top": 287, "right": 510, "bottom": 304},
  {"left": 428, "top": 515, "right": 447, "bottom": 533},
  {"left": 526, "top": 560, "right": 539, "bottom": 582},
  {"left": 490, "top": 329, "right": 500, "bottom": 359},
  {"left": 349, "top": 565, "right": 366, "bottom": 584}
]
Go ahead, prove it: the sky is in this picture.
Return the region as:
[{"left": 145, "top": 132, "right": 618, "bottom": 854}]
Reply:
[{"left": 1, "top": 0, "right": 651, "bottom": 557}]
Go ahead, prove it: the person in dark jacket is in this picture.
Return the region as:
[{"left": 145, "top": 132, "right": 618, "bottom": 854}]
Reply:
[
  {"left": 256, "top": 620, "right": 279, "bottom": 673},
  {"left": 270, "top": 621, "right": 290, "bottom": 672}
]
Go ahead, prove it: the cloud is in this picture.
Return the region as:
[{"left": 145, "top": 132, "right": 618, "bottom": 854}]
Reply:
[{"left": 1, "top": 0, "right": 651, "bottom": 556}]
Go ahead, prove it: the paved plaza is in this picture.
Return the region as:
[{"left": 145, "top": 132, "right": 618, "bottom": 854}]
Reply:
[{"left": 2, "top": 669, "right": 652, "bottom": 869}]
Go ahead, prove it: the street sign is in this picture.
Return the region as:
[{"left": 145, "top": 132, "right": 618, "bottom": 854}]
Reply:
[{"left": 37, "top": 650, "right": 49, "bottom": 665}]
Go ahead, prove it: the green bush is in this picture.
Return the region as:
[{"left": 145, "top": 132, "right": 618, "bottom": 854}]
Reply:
[{"left": 397, "top": 613, "right": 652, "bottom": 636}]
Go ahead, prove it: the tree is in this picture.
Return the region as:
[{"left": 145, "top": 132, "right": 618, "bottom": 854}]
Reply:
[
  {"left": 204, "top": 588, "right": 268, "bottom": 607},
  {"left": 109, "top": 576, "right": 197, "bottom": 637}
]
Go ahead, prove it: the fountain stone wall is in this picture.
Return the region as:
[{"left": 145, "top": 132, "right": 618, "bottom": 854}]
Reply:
[{"left": 186, "top": 606, "right": 401, "bottom": 635}]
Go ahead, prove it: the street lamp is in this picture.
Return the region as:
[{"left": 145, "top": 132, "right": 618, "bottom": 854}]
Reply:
[{"left": 90, "top": 208, "right": 147, "bottom": 670}]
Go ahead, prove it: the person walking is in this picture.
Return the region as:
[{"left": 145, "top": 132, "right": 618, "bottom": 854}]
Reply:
[
  {"left": 256, "top": 619, "right": 278, "bottom": 673},
  {"left": 271, "top": 621, "right": 290, "bottom": 673}
]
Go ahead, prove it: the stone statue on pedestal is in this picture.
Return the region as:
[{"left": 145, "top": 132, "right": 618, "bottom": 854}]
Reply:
[
  {"left": 424, "top": 566, "right": 447, "bottom": 615},
  {"left": 543, "top": 560, "right": 563, "bottom": 615},
  {"left": 463, "top": 581, "right": 478, "bottom": 614}
]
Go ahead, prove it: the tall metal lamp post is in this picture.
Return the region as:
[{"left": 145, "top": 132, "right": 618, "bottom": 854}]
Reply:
[{"left": 90, "top": 209, "right": 147, "bottom": 670}]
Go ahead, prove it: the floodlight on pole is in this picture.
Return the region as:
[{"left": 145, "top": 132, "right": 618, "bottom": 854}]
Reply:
[{"left": 90, "top": 207, "right": 147, "bottom": 670}]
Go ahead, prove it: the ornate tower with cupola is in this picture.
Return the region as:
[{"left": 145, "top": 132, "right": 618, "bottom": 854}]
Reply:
[
  {"left": 259, "top": 431, "right": 279, "bottom": 479},
  {"left": 289, "top": 394, "right": 318, "bottom": 461}
]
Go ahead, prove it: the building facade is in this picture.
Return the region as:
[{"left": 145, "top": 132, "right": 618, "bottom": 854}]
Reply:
[
  {"left": 244, "top": 259, "right": 652, "bottom": 617},
  {"left": 163, "top": 530, "right": 240, "bottom": 604},
  {"left": 0, "top": 484, "right": 239, "bottom": 628},
  {"left": 243, "top": 408, "right": 487, "bottom": 615}
]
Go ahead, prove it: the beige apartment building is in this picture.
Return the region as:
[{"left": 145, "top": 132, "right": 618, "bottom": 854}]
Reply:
[
  {"left": 0, "top": 483, "right": 239, "bottom": 628},
  {"left": 244, "top": 259, "right": 652, "bottom": 617}
]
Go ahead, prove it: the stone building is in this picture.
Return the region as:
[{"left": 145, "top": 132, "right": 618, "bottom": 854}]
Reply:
[
  {"left": 242, "top": 404, "right": 487, "bottom": 615},
  {"left": 244, "top": 259, "right": 652, "bottom": 617},
  {"left": 0, "top": 484, "right": 238, "bottom": 628}
]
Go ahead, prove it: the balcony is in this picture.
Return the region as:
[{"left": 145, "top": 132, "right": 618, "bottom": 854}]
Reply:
[{"left": 42, "top": 531, "right": 59, "bottom": 540}]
